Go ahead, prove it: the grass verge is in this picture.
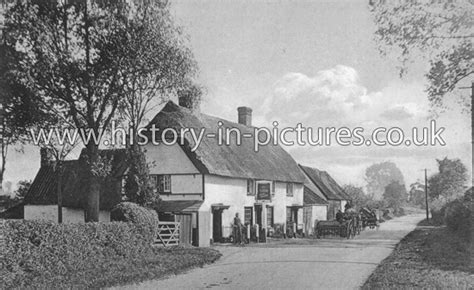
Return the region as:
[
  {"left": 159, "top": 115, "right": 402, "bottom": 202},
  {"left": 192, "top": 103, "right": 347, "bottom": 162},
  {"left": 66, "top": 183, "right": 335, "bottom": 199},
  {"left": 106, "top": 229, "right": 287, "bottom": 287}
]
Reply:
[{"left": 362, "top": 220, "right": 473, "bottom": 289}]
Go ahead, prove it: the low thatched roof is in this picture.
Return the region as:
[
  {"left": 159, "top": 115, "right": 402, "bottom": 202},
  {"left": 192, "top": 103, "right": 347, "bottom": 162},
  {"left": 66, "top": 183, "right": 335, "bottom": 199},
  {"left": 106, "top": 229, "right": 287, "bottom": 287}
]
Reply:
[
  {"left": 304, "top": 186, "right": 328, "bottom": 205},
  {"left": 319, "top": 171, "right": 352, "bottom": 201},
  {"left": 146, "top": 101, "right": 305, "bottom": 183},
  {"left": 302, "top": 168, "right": 328, "bottom": 205},
  {"left": 25, "top": 160, "right": 80, "bottom": 206},
  {"left": 299, "top": 165, "right": 349, "bottom": 201},
  {"left": 25, "top": 149, "right": 128, "bottom": 210}
]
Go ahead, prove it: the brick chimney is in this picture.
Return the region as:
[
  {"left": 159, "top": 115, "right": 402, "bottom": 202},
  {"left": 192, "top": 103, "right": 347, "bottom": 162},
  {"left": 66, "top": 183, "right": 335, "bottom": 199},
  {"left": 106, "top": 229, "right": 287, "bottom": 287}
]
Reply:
[
  {"left": 178, "top": 95, "right": 201, "bottom": 113},
  {"left": 40, "top": 148, "right": 54, "bottom": 167},
  {"left": 237, "top": 107, "right": 252, "bottom": 126}
]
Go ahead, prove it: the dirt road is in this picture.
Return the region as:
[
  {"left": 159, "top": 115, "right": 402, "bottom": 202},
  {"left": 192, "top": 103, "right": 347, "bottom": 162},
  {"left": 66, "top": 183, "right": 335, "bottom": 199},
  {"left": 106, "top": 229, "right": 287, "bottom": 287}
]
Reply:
[{"left": 120, "top": 214, "right": 424, "bottom": 289}]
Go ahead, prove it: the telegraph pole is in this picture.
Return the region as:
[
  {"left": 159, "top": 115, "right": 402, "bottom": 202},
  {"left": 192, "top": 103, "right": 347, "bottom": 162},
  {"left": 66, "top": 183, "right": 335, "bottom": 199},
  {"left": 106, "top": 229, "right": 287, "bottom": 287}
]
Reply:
[{"left": 424, "top": 168, "right": 429, "bottom": 220}]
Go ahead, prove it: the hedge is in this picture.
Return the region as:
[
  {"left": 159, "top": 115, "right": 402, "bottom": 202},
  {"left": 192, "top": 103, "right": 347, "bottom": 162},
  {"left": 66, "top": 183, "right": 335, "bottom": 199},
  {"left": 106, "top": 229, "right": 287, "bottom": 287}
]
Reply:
[
  {"left": 1, "top": 219, "right": 154, "bottom": 288},
  {"left": 110, "top": 202, "right": 159, "bottom": 242},
  {"left": 430, "top": 189, "right": 473, "bottom": 236}
]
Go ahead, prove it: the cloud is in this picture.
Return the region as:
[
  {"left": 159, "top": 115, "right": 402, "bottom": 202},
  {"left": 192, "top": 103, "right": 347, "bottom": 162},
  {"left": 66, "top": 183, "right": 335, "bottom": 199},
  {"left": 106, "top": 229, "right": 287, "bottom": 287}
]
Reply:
[
  {"left": 380, "top": 105, "right": 415, "bottom": 120},
  {"left": 259, "top": 65, "right": 472, "bottom": 186},
  {"left": 266, "top": 65, "right": 371, "bottom": 126},
  {"left": 262, "top": 65, "right": 435, "bottom": 129}
]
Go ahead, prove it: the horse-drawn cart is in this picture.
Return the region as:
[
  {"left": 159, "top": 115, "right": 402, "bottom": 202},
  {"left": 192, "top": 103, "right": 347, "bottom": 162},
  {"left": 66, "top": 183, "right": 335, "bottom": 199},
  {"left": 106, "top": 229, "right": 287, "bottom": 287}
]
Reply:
[
  {"left": 315, "top": 219, "right": 356, "bottom": 239},
  {"left": 359, "top": 207, "right": 379, "bottom": 229}
]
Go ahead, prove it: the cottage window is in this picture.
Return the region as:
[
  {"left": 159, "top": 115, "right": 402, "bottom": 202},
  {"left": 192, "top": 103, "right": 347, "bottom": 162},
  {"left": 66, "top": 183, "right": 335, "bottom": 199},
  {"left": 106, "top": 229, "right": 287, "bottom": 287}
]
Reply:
[
  {"left": 244, "top": 207, "right": 253, "bottom": 225},
  {"left": 286, "top": 182, "right": 294, "bottom": 196},
  {"left": 247, "top": 179, "right": 255, "bottom": 195},
  {"left": 157, "top": 175, "right": 171, "bottom": 193}
]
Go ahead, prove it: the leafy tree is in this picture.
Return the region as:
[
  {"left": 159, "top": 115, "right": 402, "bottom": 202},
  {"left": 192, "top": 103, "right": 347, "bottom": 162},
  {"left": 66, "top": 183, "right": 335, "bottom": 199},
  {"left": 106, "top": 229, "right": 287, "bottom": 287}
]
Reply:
[
  {"left": 343, "top": 184, "right": 371, "bottom": 210},
  {"left": 2, "top": 1, "right": 196, "bottom": 221},
  {"left": 370, "top": 0, "right": 473, "bottom": 108},
  {"left": 408, "top": 181, "right": 425, "bottom": 208},
  {"left": 14, "top": 179, "right": 32, "bottom": 200},
  {"left": 117, "top": 3, "right": 198, "bottom": 143},
  {"left": 123, "top": 147, "right": 157, "bottom": 206},
  {"left": 383, "top": 180, "right": 407, "bottom": 212},
  {"left": 365, "top": 161, "right": 406, "bottom": 200},
  {"left": 0, "top": 41, "right": 52, "bottom": 191},
  {"left": 428, "top": 157, "right": 467, "bottom": 200}
]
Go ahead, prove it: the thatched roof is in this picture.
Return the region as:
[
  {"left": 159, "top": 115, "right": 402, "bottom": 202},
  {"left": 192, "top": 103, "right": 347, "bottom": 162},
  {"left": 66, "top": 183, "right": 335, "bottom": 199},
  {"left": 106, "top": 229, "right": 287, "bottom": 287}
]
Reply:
[
  {"left": 302, "top": 168, "right": 328, "bottom": 205},
  {"left": 146, "top": 101, "right": 305, "bottom": 183},
  {"left": 25, "top": 149, "right": 128, "bottom": 210},
  {"left": 25, "top": 160, "right": 80, "bottom": 205},
  {"left": 299, "top": 165, "right": 349, "bottom": 201},
  {"left": 320, "top": 171, "right": 352, "bottom": 200},
  {"left": 304, "top": 186, "right": 328, "bottom": 205}
]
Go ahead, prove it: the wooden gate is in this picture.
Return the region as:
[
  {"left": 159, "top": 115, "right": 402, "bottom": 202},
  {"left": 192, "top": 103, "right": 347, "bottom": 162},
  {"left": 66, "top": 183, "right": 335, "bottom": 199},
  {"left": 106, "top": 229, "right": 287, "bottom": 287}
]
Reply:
[
  {"left": 175, "top": 214, "right": 193, "bottom": 245},
  {"left": 155, "top": 221, "right": 180, "bottom": 247}
]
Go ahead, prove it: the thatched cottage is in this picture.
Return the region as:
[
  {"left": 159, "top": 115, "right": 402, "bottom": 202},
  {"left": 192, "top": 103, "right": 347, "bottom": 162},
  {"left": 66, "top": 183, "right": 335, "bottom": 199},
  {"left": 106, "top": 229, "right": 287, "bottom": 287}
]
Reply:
[
  {"left": 146, "top": 101, "right": 306, "bottom": 246},
  {"left": 23, "top": 149, "right": 127, "bottom": 223},
  {"left": 23, "top": 100, "right": 351, "bottom": 247}
]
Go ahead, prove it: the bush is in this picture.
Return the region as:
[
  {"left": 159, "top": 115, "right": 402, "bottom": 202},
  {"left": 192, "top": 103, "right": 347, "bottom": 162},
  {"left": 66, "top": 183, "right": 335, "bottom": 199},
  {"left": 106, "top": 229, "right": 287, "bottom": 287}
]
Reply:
[
  {"left": 110, "top": 202, "right": 159, "bottom": 242},
  {"left": 464, "top": 187, "right": 473, "bottom": 202},
  {"left": 430, "top": 198, "right": 447, "bottom": 225},
  {"left": 429, "top": 190, "right": 473, "bottom": 234},
  {"left": 444, "top": 199, "right": 471, "bottom": 234},
  {"left": 395, "top": 207, "right": 405, "bottom": 216},
  {"left": 1, "top": 220, "right": 153, "bottom": 288}
]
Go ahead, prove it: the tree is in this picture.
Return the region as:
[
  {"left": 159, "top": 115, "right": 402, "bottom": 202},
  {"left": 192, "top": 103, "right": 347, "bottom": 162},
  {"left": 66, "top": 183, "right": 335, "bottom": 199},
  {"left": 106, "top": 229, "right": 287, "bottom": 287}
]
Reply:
[
  {"left": 14, "top": 179, "right": 32, "bottom": 200},
  {"left": 370, "top": 0, "right": 473, "bottom": 107},
  {"left": 365, "top": 161, "right": 406, "bottom": 200},
  {"left": 428, "top": 157, "right": 467, "bottom": 200},
  {"left": 123, "top": 147, "right": 157, "bottom": 206},
  {"left": 0, "top": 41, "right": 51, "bottom": 192},
  {"left": 343, "top": 184, "right": 371, "bottom": 210},
  {"left": 117, "top": 3, "right": 198, "bottom": 143},
  {"left": 371, "top": 1, "right": 474, "bottom": 187},
  {"left": 383, "top": 180, "right": 407, "bottom": 212},
  {"left": 408, "top": 181, "right": 425, "bottom": 208},
  {"left": 2, "top": 1, "right": 196, "bottom": 221}
]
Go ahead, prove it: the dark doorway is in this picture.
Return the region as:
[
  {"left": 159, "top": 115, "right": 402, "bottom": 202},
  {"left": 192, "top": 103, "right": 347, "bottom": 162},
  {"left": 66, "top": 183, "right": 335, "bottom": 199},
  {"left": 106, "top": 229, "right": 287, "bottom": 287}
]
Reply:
[
  {"left": 212, "top": 209, "right": 223, "bottom": 242},
  {"left": 255, "top": 204, "right": 263, "bottom": 228},
  {"left": 286, "top": 207, "right": 298, "bottom": 224}
]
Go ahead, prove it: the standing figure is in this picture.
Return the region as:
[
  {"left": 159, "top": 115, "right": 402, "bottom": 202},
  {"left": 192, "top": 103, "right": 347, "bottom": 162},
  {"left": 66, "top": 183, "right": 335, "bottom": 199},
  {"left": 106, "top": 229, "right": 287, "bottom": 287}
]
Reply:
[
  {"left": 233, "top": 213, "right": 243, "bottom": 244},
  {"left": 336, "top": 210, "right": 344, "bottom": 223}
]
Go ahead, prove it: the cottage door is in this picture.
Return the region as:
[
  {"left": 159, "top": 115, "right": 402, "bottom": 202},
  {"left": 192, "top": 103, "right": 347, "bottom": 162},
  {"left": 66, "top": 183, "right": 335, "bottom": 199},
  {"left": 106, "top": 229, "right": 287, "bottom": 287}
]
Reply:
[
  {"left": 212, "top": 209, "right": 222, "bottom": 243},
  {"left": 255, "top": 205, "right": 263, "bottom": 228}
]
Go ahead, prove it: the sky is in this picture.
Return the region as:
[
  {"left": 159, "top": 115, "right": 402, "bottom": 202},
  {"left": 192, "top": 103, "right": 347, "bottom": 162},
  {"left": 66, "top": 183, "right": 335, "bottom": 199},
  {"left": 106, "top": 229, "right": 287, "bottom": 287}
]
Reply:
[{"left": 2, "top": 0, "right": 472, "bottom": 193}]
